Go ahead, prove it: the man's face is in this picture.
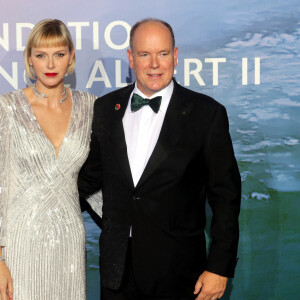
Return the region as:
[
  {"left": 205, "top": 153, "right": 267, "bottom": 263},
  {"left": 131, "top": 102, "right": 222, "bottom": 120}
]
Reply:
[{"left": 127, "top": 22, "right": 178, "bottom": 97}]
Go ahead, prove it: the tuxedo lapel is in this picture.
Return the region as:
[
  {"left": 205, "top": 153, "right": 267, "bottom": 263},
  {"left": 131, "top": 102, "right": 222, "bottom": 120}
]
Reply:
[
  {"left": 136, "top": 82, "right": 191, "bottom": 189},
  {"left": 108, "top": 86, "right": 135, "bottom": 189}
]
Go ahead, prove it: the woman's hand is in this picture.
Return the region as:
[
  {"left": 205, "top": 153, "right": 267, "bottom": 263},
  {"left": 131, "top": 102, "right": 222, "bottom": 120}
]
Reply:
[{"left": 0, "top": 260, "right": 13, "bottom": 300}]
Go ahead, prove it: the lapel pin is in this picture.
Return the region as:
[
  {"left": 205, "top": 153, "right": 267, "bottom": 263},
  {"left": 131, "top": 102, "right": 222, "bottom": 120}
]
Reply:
[{"left": 115, "top": 104, "right": 121, "bottom": 110}]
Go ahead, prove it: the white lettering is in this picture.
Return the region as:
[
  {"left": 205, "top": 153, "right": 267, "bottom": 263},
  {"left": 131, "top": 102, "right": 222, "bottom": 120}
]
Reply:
[
  {"left": 205, "top": 57, "right": 226, "bottom": 86},
  {"left": 93, "top": 22, "right": 99, "bottom": 50},
  {"left": 104, "top": 21, "right": 130, "bottom": 50},
  {"left": 255, "top": 57, "right": 260, "bottom": 85},
  {"left": 0, "top": 23, "right": 9, "bottom": 51},
  {"left": 0, "top": 62, "right": 18, "bottom": 89},
  {"left": 184, "top": 58, "right": 205, "bottom": 86},
  {"left": 242, "top": 58, "right": 261, "bottom": 85},
  {"left": 242, "top": 57, "right": 248, "bottom": 85},
  {"left": 68, "top": 22, "right": 90, "bottom": 50},
  {"left": 16, "top": 23, "right": 34, "bottom": 51},
  {"left": 86, "top": 60, "right": 112, "bottom": 88},
  {"left": 115, "top": 60, "right": 127, "bottom": 87}
]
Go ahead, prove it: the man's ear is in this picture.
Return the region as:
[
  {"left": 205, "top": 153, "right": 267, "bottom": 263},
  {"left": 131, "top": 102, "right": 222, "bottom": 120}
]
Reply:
[
  {"left": 127, "top": 49, "right": 134, "bottom": 69},
  {"left": 173, "top": 47, "right": 178, "bottom": 67}
]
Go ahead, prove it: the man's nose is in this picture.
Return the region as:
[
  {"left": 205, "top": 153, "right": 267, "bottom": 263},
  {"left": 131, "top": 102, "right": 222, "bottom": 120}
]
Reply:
[{"left": 150, "top": 55, "right": 159, "bottom": 68}]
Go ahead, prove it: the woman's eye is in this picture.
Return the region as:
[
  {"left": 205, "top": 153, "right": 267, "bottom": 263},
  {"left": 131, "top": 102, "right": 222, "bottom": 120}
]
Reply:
[{"left": 56, "top": 53, "right": 65, "bottom": 57}]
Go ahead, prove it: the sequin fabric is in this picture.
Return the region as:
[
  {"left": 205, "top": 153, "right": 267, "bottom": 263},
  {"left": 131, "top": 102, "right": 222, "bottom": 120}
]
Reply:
[{"left": 0, "top": 89, "right": 97, "bottom": 300}]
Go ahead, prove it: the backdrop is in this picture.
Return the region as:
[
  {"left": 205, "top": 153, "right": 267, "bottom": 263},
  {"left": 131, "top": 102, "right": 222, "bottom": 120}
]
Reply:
[{"left": 1, "top": 0, "right": 299, "bottom": 299}]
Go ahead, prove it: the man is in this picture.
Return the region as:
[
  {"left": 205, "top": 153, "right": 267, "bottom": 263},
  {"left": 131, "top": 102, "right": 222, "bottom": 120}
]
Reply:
[{"left": 79, "top": 18, "right": 241, "bottom": 300}]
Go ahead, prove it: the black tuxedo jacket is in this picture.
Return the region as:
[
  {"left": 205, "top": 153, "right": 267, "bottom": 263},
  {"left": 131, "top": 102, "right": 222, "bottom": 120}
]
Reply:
[{"left": 79, "top": 80, "right": 241, "bottom": 297}]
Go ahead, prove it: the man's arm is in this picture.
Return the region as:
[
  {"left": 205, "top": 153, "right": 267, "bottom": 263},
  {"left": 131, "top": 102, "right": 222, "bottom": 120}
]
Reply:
[
  {"left": 78, "top": 102, "right": 103, "bottom": 213},
  {"left": 78, "top": 131, "right": 102, "bottom": 199},
  {"left": 195, "top": 104, "right": 241, "bottom": 298},
  {"left": 205, "top": 104, "right": 241, "bottom": 276}
]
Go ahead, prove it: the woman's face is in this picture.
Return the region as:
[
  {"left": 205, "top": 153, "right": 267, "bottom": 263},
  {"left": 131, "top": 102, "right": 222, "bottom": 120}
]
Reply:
[{"left": 29, "top": 45, "right": 74, "bottom": 88}]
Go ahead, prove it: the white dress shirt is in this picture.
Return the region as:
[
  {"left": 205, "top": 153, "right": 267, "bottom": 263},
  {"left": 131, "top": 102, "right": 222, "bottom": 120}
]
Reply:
[{"left": 123, "top": 81, "right": 174, "bottom": 187}]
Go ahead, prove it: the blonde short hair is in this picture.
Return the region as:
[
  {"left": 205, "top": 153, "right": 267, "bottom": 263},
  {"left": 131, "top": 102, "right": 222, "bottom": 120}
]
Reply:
[{"left": 24, "top": 19, "right": 75, "bottom": 79}]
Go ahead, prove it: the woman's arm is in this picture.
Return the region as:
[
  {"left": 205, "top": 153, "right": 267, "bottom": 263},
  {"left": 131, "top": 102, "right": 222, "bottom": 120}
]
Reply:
[{"left": 0, "top": 97, "right": 13, "bottom": 300}]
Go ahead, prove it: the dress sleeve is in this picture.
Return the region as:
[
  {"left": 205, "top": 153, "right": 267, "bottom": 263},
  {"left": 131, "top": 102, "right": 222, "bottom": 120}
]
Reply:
[
  {"left": 77, "top": 93, "right": 103, "bottom": 224},
  {"left": 78, "top": 96, "right": 103, "bottom": 217},
  {"left": 0, "top": 97, "right": 10, "bottom": 247},
  {"left": 86, "top": 190, "right": 103, "bottom": 218}
]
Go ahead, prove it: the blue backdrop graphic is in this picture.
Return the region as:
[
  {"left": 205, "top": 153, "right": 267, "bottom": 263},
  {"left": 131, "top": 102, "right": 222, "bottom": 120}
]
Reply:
[{"left": 1, "top": 1, "right": 300, "bottom": 299}]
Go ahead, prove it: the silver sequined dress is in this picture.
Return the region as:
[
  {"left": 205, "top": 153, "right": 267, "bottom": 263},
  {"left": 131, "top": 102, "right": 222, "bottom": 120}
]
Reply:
[{"left": 0, "top": 89, "right": 96, "bottom": 300}]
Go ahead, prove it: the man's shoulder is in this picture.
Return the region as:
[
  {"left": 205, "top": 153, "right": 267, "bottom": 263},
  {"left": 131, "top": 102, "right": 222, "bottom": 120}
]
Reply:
[
  {"left": 94, "top": 84, "right": 134, "bottom": 107},
  {"left": 174, "top": 81, "right": 224, "bottom": 110}
]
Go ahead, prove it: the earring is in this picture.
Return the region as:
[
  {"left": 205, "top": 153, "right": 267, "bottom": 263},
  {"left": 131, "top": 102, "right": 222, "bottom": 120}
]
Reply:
[
  {"left": 64, "top": 66, "right": 70, "bottom": 77},
  {"left": 64, "top": 63, "right": 72, "bottom": 77},
  {"left": 29, "top": 65, "right": 36, "bottom": 78}
]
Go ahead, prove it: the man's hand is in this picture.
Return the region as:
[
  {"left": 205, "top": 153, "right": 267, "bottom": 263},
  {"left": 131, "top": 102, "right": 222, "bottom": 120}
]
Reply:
[{"left": 194, "top": 271, "right": 227, "bottom": 300}]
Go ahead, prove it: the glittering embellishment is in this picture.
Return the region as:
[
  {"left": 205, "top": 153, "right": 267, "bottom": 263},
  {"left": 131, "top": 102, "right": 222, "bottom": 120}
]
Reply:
[
  {"left": 115, "top": 103, "right": 121, "bottom": 110},
  {"left": 0, "top": 89, "right": 102, "bottom": 299}
]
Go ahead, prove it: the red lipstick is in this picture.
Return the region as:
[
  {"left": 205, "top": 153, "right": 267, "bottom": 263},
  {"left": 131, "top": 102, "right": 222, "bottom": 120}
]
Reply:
[{"left": 45, "top": 73, "right": 58, "bottom": 77}]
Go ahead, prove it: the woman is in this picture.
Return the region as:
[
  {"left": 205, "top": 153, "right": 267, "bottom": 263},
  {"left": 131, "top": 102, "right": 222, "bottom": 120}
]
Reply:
[{"left": 0, "top": 19, "right": 97, "bottom": 299}]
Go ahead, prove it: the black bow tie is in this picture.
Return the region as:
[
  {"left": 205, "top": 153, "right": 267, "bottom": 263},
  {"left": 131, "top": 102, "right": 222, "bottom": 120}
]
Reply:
[{"left": 131, "top": 93, "right": 162, "bottom": 113}]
